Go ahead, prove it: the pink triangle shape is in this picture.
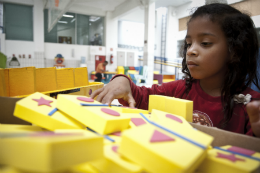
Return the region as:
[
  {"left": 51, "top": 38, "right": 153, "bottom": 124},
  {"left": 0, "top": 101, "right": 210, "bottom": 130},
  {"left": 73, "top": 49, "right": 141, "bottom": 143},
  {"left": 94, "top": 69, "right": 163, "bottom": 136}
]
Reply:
[
  {"left": 150, "top": 130, "right": 175, "bottom": 143},
  {"left": 131, "top": 118, "right": 146, "bottom": 126}
]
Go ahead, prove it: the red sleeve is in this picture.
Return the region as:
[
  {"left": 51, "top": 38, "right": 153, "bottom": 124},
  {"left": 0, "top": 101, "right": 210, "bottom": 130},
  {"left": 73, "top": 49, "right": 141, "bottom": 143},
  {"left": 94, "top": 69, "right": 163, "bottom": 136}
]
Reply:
[{"left": 111, "top": 74, "right": 182, "bottom": 110}]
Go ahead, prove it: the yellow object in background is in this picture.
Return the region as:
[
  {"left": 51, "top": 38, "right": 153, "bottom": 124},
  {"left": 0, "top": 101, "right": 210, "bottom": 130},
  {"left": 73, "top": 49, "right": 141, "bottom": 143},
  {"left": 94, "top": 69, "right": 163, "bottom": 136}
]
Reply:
[
  {"left": 148, "top": 95, "right": 171, "bottom": 113},
  {"left": 57, "top": 94, "right": 131, "bottom": 135},
  {"left": 0, "top": 131, "right": 103, "bottom": 173},
  {"left": 56, "top": 68, "right": 75, "bottom": 90},
  {"left": 165, "top": 97, "right": 193, "bottom": 122},
  {"left": 119, "top": 124, "right": 213, "bottom": 173},
  {"left": 36, "top": 67, "right": 57, "bottom": 92},
  {"left": 117, "top": 66, "right": 124, "bottom": 75},
  {"left": 0, "top": 124, "right": 43, "bottom": 133},
  {"left": 91, "top": 144, "right": 144, "bottom": 173},
  {"left": 4, "top": 68, "right": 10, "bottom": 96},
  {"left": 74, "top": 67, "right": 89, "bottom": 87},
  {"left": 197, "top": 147, "right": 260, "bottom": 173},
  {"left": 151, "top": 109, "right": 193, "bottom": 129},
  {"left": 14, "top": 92, "right": 85, "bottom": 131},
  {"left": 0, "top": 68, "right": 7, "bottom": 97},
  {"left": 8, "top": 67, "right": 36, "bottom": 97}
]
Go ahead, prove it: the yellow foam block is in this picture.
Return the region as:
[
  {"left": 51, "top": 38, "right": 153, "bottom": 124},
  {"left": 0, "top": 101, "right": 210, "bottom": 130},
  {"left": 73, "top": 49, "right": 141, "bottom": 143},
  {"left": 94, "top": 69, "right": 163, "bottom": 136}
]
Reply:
[
  {"left": 221, "top": 145, "right": 260, "bottom": 159},
  {"left": 197, "top": 147, "right": 260, "bottom": 173},
  {"left": 4, "top": 68, "right": 10, "bottom": 96},
  {"left": 117, "top": 66, "right": 124, "bottom": 75},
  {"left": 121, "top": 113, "right": 151, "bottom": 129},
  {"left": 85, "top": 82, "right": 104, "bottom": 97},
  {"left": 56, "top": 68, "right": 75, "bottom": 90},
  {"left": 9, "top": 67, "right": 36, "bottom": 97},
  {"left": 0, "top": 124, "right": 43, "bottom": 133},
  {"left": 0, "top": 131, "right": 103, "bottom": 172},
  {"left": 113, "top": 106, "right": 149, "bottom": 114},
  {"left": 70, "top": 163, "right": 100, "bottom": 173},
  {"left": 74, "top": 67, "right": 89, "bottom": 87},
  {"left": 57, "top": 94, "right": 131, "bottom": 135},
  {"left": 0, "top": 68, "right": 7, "bottom": 97},
  {"left": 14, "top": 92, "right": 85, "bottom": 131},
  {"left": 91, "top": 144, "right": 144, "bottom": 173},
  {"left": 165, "top": 97, "right": 193, "bottom": 122},
  {"left": 148, "top": 95, "right": 170, "bottom": 113},
  {"left": 36, "top": 67, "right": 57, "bottom": 92},
  {"left": 151, "top": 109, "right": 193, "bottom": 129},
  {"left": 119, "top": 124, "right": 213, "bottom": 173}
]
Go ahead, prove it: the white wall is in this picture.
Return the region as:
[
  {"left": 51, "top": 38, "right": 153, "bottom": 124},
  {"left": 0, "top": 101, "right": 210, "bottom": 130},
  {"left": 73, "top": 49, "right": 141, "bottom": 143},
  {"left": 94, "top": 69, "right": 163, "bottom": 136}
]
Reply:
[
  {"left": 118, "top": 20, "right": 144, "bottom": 47},
  {"left": 5, "top": 40, "right": 34, "bottom": 59}
]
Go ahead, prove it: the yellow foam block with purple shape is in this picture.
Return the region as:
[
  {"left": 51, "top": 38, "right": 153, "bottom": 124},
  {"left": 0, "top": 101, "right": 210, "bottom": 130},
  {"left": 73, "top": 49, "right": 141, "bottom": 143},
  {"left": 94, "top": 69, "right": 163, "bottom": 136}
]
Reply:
[
  {"left": 13, "top": 92, "right": 85, "bottom": 131},
  {"left": 56, "top": 94, "right": 131, "bottom": 135},
  {"left": 197, "top": 145, "right": 260, "bottom": 173},
  {"left": 119, "top": 122, "right": 213, "bottom": 173},
  {"left": 151, "top": 109, "right": 193, "bottom": 129}
]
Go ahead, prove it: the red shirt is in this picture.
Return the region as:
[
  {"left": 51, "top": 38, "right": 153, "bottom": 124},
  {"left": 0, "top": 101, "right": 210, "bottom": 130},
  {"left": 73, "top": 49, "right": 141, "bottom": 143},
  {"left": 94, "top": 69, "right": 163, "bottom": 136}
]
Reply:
[{"left": 113, "top": 75, "right": 260, "bottom": 136}]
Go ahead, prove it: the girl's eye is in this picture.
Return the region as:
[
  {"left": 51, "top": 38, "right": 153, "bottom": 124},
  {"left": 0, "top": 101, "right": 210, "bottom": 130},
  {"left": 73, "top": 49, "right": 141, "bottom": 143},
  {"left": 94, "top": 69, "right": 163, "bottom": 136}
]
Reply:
[
  {"left": 201, "top": 42, "right": 212, "bottom": 46},
  {"left": 186, "top": 43, "right": 191, "bottom": 47}
]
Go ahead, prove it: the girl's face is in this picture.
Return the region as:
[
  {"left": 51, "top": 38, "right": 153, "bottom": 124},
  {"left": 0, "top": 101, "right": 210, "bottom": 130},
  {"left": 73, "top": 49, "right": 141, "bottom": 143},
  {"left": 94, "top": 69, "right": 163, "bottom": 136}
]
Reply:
[{"left": 185, "top": 16, "right": 229, "bottom": 81}]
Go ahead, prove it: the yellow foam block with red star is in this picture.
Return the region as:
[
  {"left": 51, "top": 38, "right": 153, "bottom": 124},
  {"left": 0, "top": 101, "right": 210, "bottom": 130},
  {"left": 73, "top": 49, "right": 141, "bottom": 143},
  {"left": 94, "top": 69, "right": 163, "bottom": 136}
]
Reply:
[
  {"left": 13, "top": 92, "right": 85, "bottom": 131},
  {"left": 148, "top": 95, "right": 170, "bottom": 113},
  {"left": 0, "top": 131, "right": 103, "bottom": 173},
  {"left": 197, "top": 146, "right": 260, "bottom": 173},
  {"left": 91, "top": 144, "right": 144, "bottom": 173},
  {"left": 0, "top": 124, "right": 44, "bottom": 133},
  {"left": 221, "top": 145, "right": 260, "bottom": 159},
  {"left": 150, "top": 109, "right": 193, "bottom": 129},
  {"left": 119, "top": 123, "right": 213, "bottom": 173},
  {"left": 165, "top": 97, "right": 193, "bottom": 122},
  {"left": 56, "top": 94, "right": 131, "bottom": 135}
]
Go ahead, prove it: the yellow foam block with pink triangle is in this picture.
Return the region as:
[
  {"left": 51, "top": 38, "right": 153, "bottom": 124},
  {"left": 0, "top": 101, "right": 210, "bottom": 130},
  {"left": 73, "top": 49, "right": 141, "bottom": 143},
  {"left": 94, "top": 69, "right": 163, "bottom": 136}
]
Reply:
[
  {"left": 148, "top": 95, "right": 170, "bottom": 112},
  {"left": 13, "top": 92, "right": 85, "bottom": 131},
  {"left": 122, "top": 113, "right": 151, "bottom": 129},
  {"left": 91, "top": 144, "right": 144, "bottom": 173},
  {"left": 0, "top": 124, "right": 44, "bottom": 133},
  {"left": 119, "top": 123, "right": 213, "bottom": 173},
  {"left": 197, "top": 146, "right": 260, "bottom": 173},
  {"left": 151, "top": 109, "right": 193, "bottom": 129},
  {"left": 165, "top": 97, "right": 193, "bottom": 122},
  {"left": 0, "top": 131, "right": 103, "bottom": 173},
  {"left": 56, "top": 94, "right": 131, "bottom": 135}
]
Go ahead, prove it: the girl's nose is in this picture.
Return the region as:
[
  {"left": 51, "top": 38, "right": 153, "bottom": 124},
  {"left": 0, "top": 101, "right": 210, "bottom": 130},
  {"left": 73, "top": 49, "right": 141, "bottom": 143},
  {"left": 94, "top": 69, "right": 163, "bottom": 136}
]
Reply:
[{"left": 186, "top": 45, "right": 198, "bottom": 57}]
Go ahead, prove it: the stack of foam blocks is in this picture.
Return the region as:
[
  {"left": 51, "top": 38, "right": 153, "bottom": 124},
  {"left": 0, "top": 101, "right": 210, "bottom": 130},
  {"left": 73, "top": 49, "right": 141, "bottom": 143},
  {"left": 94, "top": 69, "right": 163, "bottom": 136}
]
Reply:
[{"left": 0, "top": 93, "right": 259, "bottom": 173}]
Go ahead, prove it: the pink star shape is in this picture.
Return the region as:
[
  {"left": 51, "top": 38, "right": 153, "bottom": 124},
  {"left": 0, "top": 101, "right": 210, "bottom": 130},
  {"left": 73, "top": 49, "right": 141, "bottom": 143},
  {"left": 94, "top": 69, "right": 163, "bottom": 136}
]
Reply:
[
  {"left": 216, "top": 152, "right": 245, "bottom": 162},
  {"left": 32, "top": 97, "right": 53, "bottom": 107}
]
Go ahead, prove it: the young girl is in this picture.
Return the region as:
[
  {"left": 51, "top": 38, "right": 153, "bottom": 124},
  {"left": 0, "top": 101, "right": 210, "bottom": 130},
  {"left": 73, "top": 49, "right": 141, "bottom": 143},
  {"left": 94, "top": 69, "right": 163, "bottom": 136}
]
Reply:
[{"left": 91, "top": 3, "right": 260, "bottom": 137}]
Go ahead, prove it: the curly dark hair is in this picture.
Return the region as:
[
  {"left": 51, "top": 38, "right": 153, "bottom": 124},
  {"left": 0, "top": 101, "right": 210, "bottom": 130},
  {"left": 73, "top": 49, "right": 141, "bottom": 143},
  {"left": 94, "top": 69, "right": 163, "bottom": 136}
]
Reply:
[{"left": 181, "top": 3, "right": 260, "bottom": 128}]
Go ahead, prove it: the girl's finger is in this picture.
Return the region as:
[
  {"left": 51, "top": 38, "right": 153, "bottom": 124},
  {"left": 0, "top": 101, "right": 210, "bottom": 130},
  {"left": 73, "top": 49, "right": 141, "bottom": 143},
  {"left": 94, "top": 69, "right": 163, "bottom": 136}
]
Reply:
[
  {"left": 101, "top": 93, "right": 116, "bottom": 106},
  {"left": 90, "top": 88, "right": 104, "bottom": 99},
  {"left": 127, "top": 93, "right": 136, "bottom": 108},
  {"left": 96, "top": 88, "right": 108, "bottom": 103},
  {"left": 246, "top": 101, "right": 260, "bottom": 123}
]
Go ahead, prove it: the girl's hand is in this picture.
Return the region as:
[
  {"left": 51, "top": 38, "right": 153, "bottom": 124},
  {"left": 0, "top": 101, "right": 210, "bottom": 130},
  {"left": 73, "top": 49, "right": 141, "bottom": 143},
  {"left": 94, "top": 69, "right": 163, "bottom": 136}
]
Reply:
[
  {"left": 90, "top": 76, "right": 136, "bottom": 108},
  {"left": 246, "top": 101, "right": 260, "bottom": 137}
]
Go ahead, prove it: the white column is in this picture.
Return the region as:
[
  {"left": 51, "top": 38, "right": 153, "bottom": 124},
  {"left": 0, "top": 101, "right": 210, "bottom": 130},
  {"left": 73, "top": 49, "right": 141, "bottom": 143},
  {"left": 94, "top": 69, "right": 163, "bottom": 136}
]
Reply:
[
  {"left": 143, "top": 0, "right": 155, "bottom": 85},
  {"left": 33, "top": 0, "right": 44, "bottom": 53},
  {"left": 166, "top": 6, "right": 178, "bottom": 61},
  {"left": 105, "top": 11, "right": 118, "bottom": 72}
]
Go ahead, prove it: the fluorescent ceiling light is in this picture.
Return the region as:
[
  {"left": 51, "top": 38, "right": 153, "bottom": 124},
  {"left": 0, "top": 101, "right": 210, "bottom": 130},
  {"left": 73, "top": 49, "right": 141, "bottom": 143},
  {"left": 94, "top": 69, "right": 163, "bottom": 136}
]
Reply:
[
  {"left": 89, "top": 16, "right": 100, "bottom": 22},
  {"left": 63, "top": 14, "right": 74, "bottom": 18},
  {"left": 58, "top": 21, "right": 68, "bottom": 24},
  {"left": 71, "top": 18, "right": 76, "bottom": 23}
]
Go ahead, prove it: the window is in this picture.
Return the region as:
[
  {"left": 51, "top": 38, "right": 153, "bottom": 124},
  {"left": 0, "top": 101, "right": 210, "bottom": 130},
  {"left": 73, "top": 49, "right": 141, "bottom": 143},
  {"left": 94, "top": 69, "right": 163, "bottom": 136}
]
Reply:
[
  {"left": 3, "top": 3, "right": 33, "bottom": 41},
  {"left": 44, "top": 10, "right": 104, "bottom": 46}
]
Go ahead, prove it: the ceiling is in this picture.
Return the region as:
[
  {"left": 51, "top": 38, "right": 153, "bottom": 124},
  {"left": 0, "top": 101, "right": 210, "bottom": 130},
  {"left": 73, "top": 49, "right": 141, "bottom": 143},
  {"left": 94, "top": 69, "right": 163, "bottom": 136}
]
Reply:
[{"left": 73, "top": 0, "right": 127, "bottom": 11}]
